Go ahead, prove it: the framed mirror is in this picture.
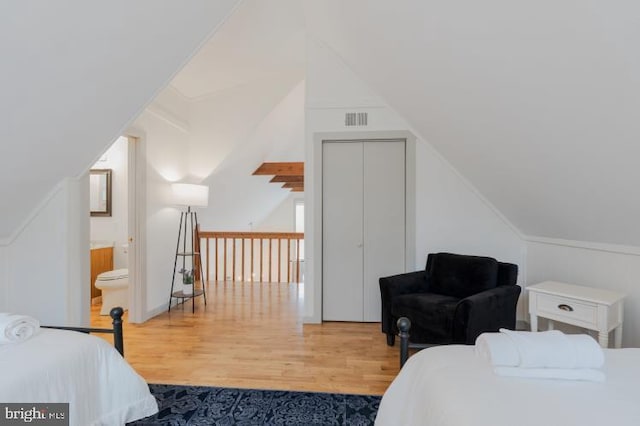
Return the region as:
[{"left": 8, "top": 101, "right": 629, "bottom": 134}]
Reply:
[{"left": 90, "top": 169, "right": 112, "bottom": 217}]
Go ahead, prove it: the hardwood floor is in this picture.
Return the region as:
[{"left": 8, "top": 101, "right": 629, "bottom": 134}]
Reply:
[{"left": 90, "top": 281, "right": 400, "bottom": 395}]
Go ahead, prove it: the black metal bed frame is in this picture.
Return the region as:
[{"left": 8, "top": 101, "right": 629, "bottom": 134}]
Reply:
[
  {"left": 397, "top": 317, "right": 434, "bottom": 369},
  {"left": 42, "top": 307, "right": 124, "bottom": 356}
]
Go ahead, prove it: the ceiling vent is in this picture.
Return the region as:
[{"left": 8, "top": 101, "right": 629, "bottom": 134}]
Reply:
[{"left": 345, "top": 112, "right": 368, "bottom": 127}]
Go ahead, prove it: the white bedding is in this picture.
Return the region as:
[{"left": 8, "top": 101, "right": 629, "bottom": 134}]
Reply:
[
  {"left": 376, "top": 345, "right": 640, "bottom": 426},
  {"left": 0, "top": 329, "right": 158, "bottom": 426}
]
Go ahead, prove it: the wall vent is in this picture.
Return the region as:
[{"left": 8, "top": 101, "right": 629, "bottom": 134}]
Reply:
[{"left": 345, "top": 112, "right": 368, "bottom": 127}]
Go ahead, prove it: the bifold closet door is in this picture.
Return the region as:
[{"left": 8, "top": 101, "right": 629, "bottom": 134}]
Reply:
[
  {"left": 363, "top": 141, "right": 405, "bottom": 322},
  {"left": 323, "top": 140, "right": 406, "bottom": 322},
  {"left": 322, "top": 142, "right": 364, "bottom": 322}
]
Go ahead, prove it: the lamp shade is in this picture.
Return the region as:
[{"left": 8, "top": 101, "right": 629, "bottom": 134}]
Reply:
[{"left": 172, "top": 183, "right": 209, "bottom": 207}]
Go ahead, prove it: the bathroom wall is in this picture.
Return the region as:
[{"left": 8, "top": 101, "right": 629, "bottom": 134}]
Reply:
[{"left": 90, "top": 136, "right": 129, "bottom": 269}]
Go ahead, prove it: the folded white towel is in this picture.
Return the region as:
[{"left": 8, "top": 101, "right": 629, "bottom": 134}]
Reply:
[
  {"left": 494, "top": 366, "right": 605, "bottom": 383},
  {"left": 566, "top": 333, "right": 606, "bottom": 369},
  {"left": 0, "top": 313, "right": 40, "bottom": 344},
  {"left": 499, "top": 329, "right": 604, "bottom": 369},
  {"left": 475, "top": 333, "right": 520, "bottom": 366}
]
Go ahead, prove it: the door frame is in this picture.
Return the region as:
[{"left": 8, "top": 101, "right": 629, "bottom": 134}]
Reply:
[
  {"left": 124, "top": 132, "right": 147, "bottom": 323},
  {"left": 309, "top": 130, "right": 416, "bottom": 324}
]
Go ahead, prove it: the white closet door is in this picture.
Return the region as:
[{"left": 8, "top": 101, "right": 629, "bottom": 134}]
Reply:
[
  {"left": 322, "top": 142, "right": 364, "bottom": 321},
  {"left": 363, "top": 141, "right": 405, "bottom": 322}
]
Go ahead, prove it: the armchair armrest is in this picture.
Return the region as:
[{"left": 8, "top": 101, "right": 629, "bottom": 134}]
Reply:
[
  {"left": 379, "top": 271, "right": 428, "bottom": 337},
  {"left": 453, "top": 285, "right": 521, "bottom": 344},
  {"left": 379, "top": 271, "right": 428, "bottom": 299}
]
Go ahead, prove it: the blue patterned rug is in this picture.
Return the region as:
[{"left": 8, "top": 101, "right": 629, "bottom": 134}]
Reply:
[{"left": 128, "top": 384, "right": 381, "bottom": 425}]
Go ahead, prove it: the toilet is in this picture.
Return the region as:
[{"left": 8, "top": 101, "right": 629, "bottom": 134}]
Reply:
[{"left": 95, "top": 269, "right": 129, "bottom": 315}]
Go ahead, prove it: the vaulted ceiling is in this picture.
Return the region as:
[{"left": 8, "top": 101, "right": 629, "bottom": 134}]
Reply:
[
  {"left": 0, "top": 0, "right": 240, "bottom": 240},
  {"left": 305, "top": 1, "right": 640, "bottom": 246},
  {"left": 169, "top": 0, "right": 305, "bottom": 100},
  {"left": 3, "top": 0, "right": 639, "bottom": 249}
]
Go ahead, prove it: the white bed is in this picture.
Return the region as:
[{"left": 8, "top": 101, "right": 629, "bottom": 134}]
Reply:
[
  {"left": 0, "top": 328, "right": 158, "bottom": 426},
  {"left": 376, "top": 345, "right": 640, "bottom": 426}
]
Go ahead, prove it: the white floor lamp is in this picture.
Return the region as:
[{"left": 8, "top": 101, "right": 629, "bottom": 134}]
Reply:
[{"left": 168, "top": 183, "right": 209, "bottom": 313}]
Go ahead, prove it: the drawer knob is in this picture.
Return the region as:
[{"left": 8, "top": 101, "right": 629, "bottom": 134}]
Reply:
[{"left": 558, "top": 304, "right": 574, "bottom": 312}]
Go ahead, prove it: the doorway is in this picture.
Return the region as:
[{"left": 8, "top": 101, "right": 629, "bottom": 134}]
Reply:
[{"left": 88, "top": 135, "right": 144, "bottom": 324}]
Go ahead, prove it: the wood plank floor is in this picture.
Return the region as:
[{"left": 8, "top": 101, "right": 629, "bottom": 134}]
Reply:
[{"left": 90, "top": 281, "right": 400, "bottom": 395}]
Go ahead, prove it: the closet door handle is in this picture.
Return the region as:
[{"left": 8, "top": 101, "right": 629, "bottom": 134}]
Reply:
[
  {"left": 356, "top": 243, "right": 363, "bottom": 248},
  {"left": 558, "top": 304, "right": 574, "bottom": 312}
]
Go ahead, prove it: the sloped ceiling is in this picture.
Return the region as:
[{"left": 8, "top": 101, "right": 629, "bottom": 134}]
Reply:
[
  {"left": 169, "top": 0, "right": 305, "bottom": 99},
  {"left": 157, "top": 0, "right": 306, "bottom": 231},
  {"left": 0, "top": 0, "right": 240, "bottom": 240},
  {"left": 305, "top": 1, "right": 640, "bottom": 246},
  {"left": 196, "top": 79, "right": 305, "bottom": 232}
]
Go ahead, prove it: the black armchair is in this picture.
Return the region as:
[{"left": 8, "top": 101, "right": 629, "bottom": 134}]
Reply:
[{"left": 379, "top": 252, "right": 520, "bottom": 346}]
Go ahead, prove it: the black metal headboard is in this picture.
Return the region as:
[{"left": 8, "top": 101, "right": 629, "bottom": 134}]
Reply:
[{"left": 42, "top": 307, "right": 124, "bottom": 356}]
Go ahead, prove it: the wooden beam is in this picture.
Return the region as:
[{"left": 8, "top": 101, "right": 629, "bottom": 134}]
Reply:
[
  {"left": 290, "top": 188, "right": 304, "bottom": 192},
  {"left": 253, "top": 162, "right": 303, "bottom": 176},
  {"left": 270, "top": 175, "right": 304, "bottom": 183},
  {"left": 282, "top": 182, "right": 304, "bottom": 189}
]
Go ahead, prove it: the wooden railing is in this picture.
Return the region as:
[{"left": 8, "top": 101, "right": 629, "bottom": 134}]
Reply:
[{"left": 197, "top": 228, "right": 304, "bottom": 283}]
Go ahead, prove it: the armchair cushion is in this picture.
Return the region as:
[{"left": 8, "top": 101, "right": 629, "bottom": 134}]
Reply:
[
  {"left": 429, "top": 253, "right": 499, "bottom": 299},
  {"left": 391, "top": 293, "right": 459, "bottom": 343}
]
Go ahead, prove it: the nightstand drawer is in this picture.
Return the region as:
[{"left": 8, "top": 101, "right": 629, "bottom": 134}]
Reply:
[{"left": 535, "top": 293, "right": 597, "bottom": 327}]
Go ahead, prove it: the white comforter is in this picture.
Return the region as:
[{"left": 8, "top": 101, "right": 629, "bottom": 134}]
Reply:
[
  {"left": 0, "top": 329, "right": 158, "bottom": 426},
  {"left": 376, "top": 345, "right": 640, "bottom": 426}
]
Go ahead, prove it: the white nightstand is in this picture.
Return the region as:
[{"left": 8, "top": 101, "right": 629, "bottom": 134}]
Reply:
[{"left": 527, "top": 281, "right": 625, "bottom": 348}]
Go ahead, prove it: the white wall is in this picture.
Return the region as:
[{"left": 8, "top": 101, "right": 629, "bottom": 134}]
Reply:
[
  {"left": 129, "top": 109, "right": 190, "bottom": 317},
  {"left": 526, "top": 240, "right": 640, "bottom": 347},
  {"left": 188, "top": 71, "right": 304, "bottom": 181},
  {"left": 0, "top": 177, "right": 89, "bottom": 326},
  {"left": 255, "top": 194, "right": 301, "bottom": 232},
  {"left": 304, "top": 38, "right": 525, "bottom": 323},
  {"left": 413, "top": 140, "right": 525, "bottom": 270},
  {"left": 195, "top": 77, "right": 306, "bottom": 232},
  {"left": 90, "top": 136, "right": 129, "bottom": 269}
]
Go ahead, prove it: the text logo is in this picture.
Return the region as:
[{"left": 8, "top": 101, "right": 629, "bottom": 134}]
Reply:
[{"left": 0, "top": 404, "right": 68, "bottom": 425}]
